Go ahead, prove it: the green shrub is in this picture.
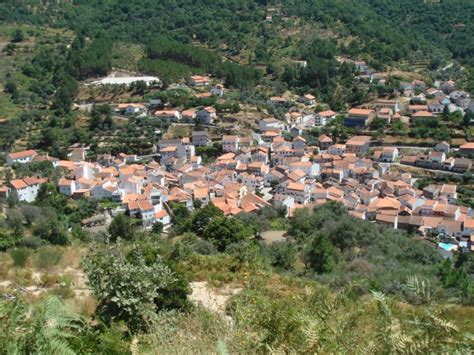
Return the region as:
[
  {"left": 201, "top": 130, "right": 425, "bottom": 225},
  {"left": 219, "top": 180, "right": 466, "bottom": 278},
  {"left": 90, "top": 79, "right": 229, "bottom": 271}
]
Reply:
[
  {"left": 191, "top": 238, "right": 217, "bottom": 255},
  {"left": 266, "top": 241, "right": 296, "bottom": 270},
  {"left": 269, "top": 218, "right": 288, "bottom": 231},
  {"left": 0, "top": 230, "right": 18, "bottom": 251},
  {"left": 177, "top": 254, "right": 241, "bottom": 284},
  {"left": 10, "top": 247, "right": 30, "bottom": 267},
  {"left": 108, "top": 213, "right": 136, "bottom": 241},
  {"left": 83, "top": 242, "right": 179, "bottom": 332},
  {"left": 33, "top": 246, "right": 63, "bottom": 270},
  {"left": 21, "top": 236, "right": 45, "bottom": 249}
]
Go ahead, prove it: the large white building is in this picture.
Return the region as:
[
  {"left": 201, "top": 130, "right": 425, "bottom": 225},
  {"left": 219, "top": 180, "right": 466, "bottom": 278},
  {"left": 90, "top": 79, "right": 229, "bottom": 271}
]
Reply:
[{"left": 89, "top": 76, "right": 160, "bottom": 86}]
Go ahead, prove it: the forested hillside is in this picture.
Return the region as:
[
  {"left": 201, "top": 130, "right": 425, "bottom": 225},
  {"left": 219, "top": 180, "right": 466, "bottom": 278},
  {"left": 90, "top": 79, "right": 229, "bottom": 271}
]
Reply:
[
  {"left": 2, "top": 0, "right": 472, "bottom": 116},
  {"left": 2, "top": 0, "right": 473, "bottom": 65},
  {"left": 286, "top": 0, "right": 474, "bottom": 65}
]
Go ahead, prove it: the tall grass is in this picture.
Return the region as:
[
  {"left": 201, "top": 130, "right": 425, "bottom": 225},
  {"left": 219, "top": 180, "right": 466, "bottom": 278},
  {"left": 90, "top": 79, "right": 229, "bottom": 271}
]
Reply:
[
  {"left": 33, "top": 246, "right": 63, "bottom": 270},
  {"left": 10, "top": 248, "right": 30, "bottom": 267}
]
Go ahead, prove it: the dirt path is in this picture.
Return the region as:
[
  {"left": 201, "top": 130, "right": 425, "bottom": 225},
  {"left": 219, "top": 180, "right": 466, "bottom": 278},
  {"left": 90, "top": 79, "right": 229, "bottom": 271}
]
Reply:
[{"left": 189, "top": 281, "right": 241, "bottom": 316}]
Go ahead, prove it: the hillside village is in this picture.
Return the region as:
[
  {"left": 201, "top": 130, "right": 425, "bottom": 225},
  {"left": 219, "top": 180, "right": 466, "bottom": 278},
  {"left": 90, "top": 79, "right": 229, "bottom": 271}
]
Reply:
[
  {"left": 1, "top": 1, "right": 474, "bottom": 352},
  {"left": 2, "top": 66, "right": 474, "bottom": 255}
]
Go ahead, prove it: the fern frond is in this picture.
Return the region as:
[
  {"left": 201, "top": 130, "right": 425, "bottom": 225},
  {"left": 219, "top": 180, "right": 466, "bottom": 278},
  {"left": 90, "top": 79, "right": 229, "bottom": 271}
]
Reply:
[
  {"left": 406, "top": 275, "right": 432, "bottom": 305},
  {"left": 217, "top": 339, "right": 229, "bottom": 355}
]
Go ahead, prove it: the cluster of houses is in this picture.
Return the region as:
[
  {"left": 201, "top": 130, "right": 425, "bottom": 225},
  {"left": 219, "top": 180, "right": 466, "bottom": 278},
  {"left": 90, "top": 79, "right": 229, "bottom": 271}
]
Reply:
[
  {"left": 2, "top": 126, "right": 474, "bottom": 252},
  {"left": 116, "top": 103, "right": 218, "bottom": 125},
  {"left": 113, "top": 76, "right": 222, "bottom": 124},
  {"left": 260, "top": 77, "right": 472, "bottom": 132},
  {"left": 369, "top": 141, "right": 472, "bottom": 173},
  {"left": 321, "top": 59, "right": 473, "bottom": 128},
  {"left": 107, "top": 69, "right": 472, "bottom": 140},
  {"left": 341, "top": 80, "right": 471, "bottom": 128}
]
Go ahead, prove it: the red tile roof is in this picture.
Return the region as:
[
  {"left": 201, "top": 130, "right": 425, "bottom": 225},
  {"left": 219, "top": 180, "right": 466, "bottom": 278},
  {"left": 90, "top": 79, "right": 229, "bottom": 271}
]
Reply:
[{"left": 8, "top": 150, "right": 37, "bottom": 159}]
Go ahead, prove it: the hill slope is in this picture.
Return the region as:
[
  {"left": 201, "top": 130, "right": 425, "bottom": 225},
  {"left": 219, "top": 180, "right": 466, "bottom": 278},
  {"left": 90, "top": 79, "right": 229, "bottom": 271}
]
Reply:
[{"left": 1, "top": 0, "right": 473, "bottom": 66}]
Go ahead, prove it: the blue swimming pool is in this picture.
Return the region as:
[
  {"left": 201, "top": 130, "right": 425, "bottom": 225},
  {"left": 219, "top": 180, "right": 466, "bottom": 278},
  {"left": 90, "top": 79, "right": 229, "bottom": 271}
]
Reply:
[{"left": 438, "top": 243, "right": 457, "bottom": 251}]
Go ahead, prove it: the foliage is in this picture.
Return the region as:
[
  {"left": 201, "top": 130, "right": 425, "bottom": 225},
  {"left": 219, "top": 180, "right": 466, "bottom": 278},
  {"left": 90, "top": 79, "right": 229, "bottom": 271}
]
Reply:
[
  {"left": 5, "top": 209, "right": 24, "bottom": 237},
  {"left": 33, "top": 220, "right": 69, "bottom": 246},
  {"left": 287, "top": 202, "right": 451, "bottom": 299},
  {"left": 142, "top": 38, "right": 261, "bottom": 88},
  {"left": 196, "top": 144, "right": 222, "bottom": 164},
  {"left": 370, "top": 116, "right": 387, "bottom": 130},
  {"left": 372, "top": 280, "right": 473, "bottom": 354},
  {"left": 203, "top": 217, "right": 252, "bottom": 252},
  {"left": 0, "top": 228, "right": 19, "bottom": 251},
  {"left": 152, "top": 221, "right": 164, "bottom": 236},
  {"left": 90, "top": 104, "right": 113, "bottom": 130},
  {"left": 437, "top": 257, "right": 473, "bottom": 304},
  {"left": 265, "top": 241, "right": 296, "bottom": 271},
  {"left": 33, "top": 246, "right": 63, "bottom": 270},
  {"left": 66, "top": 36, "right": 113, "bottom": 80},
  {"left": 191, "top": 203, "right": 224, "bottom": 236},
  {"left": 11, "top": 28, "right": 24, "bottom": 43},
  {"left": 225, "top": 277, "right": 474, "bottom": 353},
  {"left": 304, "top": 232, "right": 338, "bottom": 274},
  {"left": 168, "top": 202, "right": 192, "bottom": 235},
  {"left": 0, "top": 296, "right": 83, "bottom": 354},
  {"left": 9, "top": 247, "right": 30, "bottom": 267},
  {"left": 82, "top": 242, "right": 178, "bottom": 332},
  {"left": 235, "top": 206, "right": 287, "bottom": 235},
  {"left": 109, "top": 214, "right": 136, "bottom": 242}
]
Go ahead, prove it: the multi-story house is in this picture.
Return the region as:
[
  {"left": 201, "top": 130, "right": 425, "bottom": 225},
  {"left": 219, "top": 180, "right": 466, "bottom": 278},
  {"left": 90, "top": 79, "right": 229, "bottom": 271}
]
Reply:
[
  {"left": 315, "top": 110, "right": 336, "bottom": 126},
  {"left": 288, "top": 161, "right": 320, "bottom": 177},
  {"left": 345, "top": 136, "right": 371, "bottom": 156},
  {"left": 117, "top": 103, "right": 147, "bottom": 116},
  {"left": 8, "top": 177, "right": 46, "bottom": 202},
  {"left": 191, "top": 131, "right": 211, "bottom": 147},
  {"left": 380, "top": 147, "right": 399, "bottom": 162},
  {"left": 190, "top": 75, "right": 210, "bottom": 86},
  {"left": 344, "top": 108, "right": 375, "bottom": 127},
  {"left": 318, "top": 134, "right": 333, "bottom": 150},
  {"left": 196, "top": 107, "right": 216, "bottom": 124},
  {"left": 153, "top": 109, "right": 181, "bottom": 122},
  {"left": 328, "top": 144, "right": 346, "bottom": 156},
  {"left": 181, "top": 108, "right": 197, "bottom": 123},
  {"left": 284, "top": 182, "right": 311, "bottom": 205},
  {"left": 222, "top": 135, "right": 240, "bottom": 152},
  {"left": 58, "top": 178, "right": 76, "bottom": 196},
  {"left": 299, "top": 94, "right": 316, "bottom": 105}
]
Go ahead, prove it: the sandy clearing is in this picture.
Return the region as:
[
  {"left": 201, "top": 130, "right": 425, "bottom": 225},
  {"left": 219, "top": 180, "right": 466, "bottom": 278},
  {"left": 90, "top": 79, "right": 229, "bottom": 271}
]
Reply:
[
  {"left": 189, "top": 281, "right": 242, "bottom": 315},
  {"left": 261, "top": 230, "right": 286, "bottom": 244}
]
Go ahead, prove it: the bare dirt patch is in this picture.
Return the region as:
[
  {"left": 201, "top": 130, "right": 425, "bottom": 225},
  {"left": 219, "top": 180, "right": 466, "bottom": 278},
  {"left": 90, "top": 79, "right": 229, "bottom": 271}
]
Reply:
[
  {"left": 261, "top": 230, "right": 286, "bottom": 244},
  {"left": 189, "top": 281, "right": 242, "bottom": 315}
]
